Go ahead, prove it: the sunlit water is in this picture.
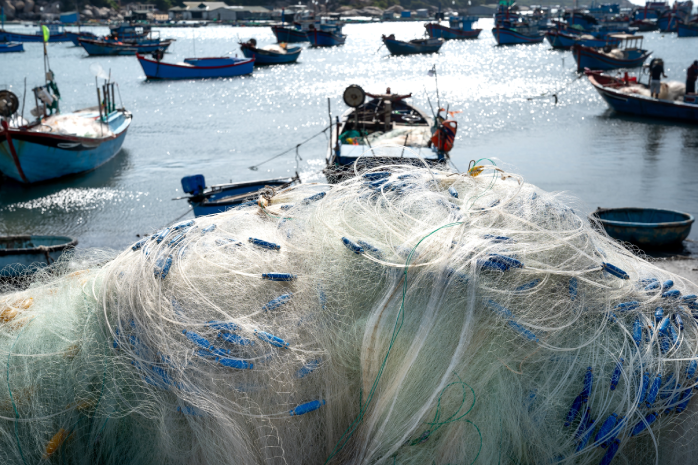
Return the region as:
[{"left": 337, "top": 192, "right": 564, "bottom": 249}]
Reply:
[{"left": 1, "top": 19, "right": 697, "bottom": 251}]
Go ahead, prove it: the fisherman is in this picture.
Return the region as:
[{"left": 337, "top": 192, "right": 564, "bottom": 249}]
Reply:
[
  {"left": 649, "top": 58, "right": 666, "bottom": 99},
  {"left": 686, "top": 60, "right": 698, "bottom": 95}
]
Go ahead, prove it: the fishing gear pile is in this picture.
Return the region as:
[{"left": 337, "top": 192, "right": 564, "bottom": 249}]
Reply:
[{"left": 1, "top": 163, "right": 697, "bottom": 465}]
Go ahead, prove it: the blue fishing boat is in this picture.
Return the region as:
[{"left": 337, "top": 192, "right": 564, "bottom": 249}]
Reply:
[
  {"left": 678, "top": 21, "right": 698, "bottom": 37},
  {"left": 657, "top": 11, "right": 682, "bottom": 31},
  {"left": 66, "top": 31, "right": 98, "bottom": 46},
  {"left": 424, "top": 16, "right": 482, "bottom": 40},
  {"left": 179, "top": 174, "right": 299, "bottom": 217},
  {"left": 382, "top": 35, "right": 444, "bottom": 55},
  {"left": 0, "top": 42, "right": 23, "bottom": 53},
  {"left": 493, "top": 24, "right": 545, "bottom": 45},
  {"left": 0, "top": 235, "right": 77, "bottom": 277},
  {"left": 585, "top": 70, "right": 698, "bottom": 123},
  {"left": 270, "top": 24, "right": 308, "bottom": 43},
  {"left": 591, "top": 207, "right": 694, "bottom": 249},
  {"left": 79, "top": 37, "right": 172, "bottom": 56},
  {"left": 308, "top": 28, "right": 346, "bottom": 46},
  {"left": 137, "top": 54, "right": 254, "bottom": 80},
  {"left": 630, "top": 19, "right": 659, "bottom": 31},
  {"left": 572, "top": 34, "right": 650, "bottom": 72},
  {"left": 239, "top": 39, "right": 301, "bottom": 65},
  {"left": 0, "top": 24, "right": 71, "bottom": 43},
  {"left": 324, "top": 85, "right": 456, "bottom": 183},
  {"left": 109, "top": 22, "right": 151, "bottom": 40},
  {"left": 545, "top": 29, "right": 621, "bottom": 50}
]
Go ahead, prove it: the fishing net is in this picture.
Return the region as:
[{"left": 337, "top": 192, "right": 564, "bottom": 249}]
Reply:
[{"left": 1, "top": 162, "right": 697, "bottom": 465}]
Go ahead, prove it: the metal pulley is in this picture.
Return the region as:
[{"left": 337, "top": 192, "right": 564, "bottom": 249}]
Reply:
[
  {"left": 343, "top": 84, "right": 365, "bottom": 108},
  {"left": 0, "top": 90, "right": 19, "bottom": 117}
]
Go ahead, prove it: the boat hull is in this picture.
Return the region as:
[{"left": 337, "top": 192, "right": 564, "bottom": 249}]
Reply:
[
  {"left": 187, "top": 177, "right": 296, "bottom": 217},
  {"left": 79, "top": 38, "right": 172, "bottom": 56},
  {"left": 0, "top": 111, "right": 132, "bottom": 184},
  {"left": 545, "top": 31, "right": 620, "bottom": 50},
  {"left": 0, "top": 42, "right": 23, "bottom": 53},
  {"left": 587, "top": 72, "right": 698, "bottom": 123},
  {"left": 270, "top": 25, "right": 308, "bottom": 43},
  {"left": 678, "top": 22, "right": 698, "bottom": 37},
  {"left": 240, "top": 46, "right": 301, "bottom": 65},
  {"left": 591, "top": 208, "right": 694, "bottom": 248},
  {"left": 0, "top": 235, "right": 78, "bottom": 277},
  {"left": 573, "top": 45, "right": 651, "bottom": 72},
  {"left": 308, "top": 30, "right": 346, "bottom": 46},
  {"left": 657, "top": 14, "right": 681, "bottom": 32},
  {"left": 0, "top": 30, "right": 71, "bottom": 43},
  {"left": 137, "top": 54, "right": 254, "bottom": 79},
  {"left": 492, "top": 27, "right": 545, "bottom": 45},
  {"left": 424, "top": 23, "right": 481, "bottom": 40},
  {"left": 383, "top": 38, "right": 443, "bottom": 55}
]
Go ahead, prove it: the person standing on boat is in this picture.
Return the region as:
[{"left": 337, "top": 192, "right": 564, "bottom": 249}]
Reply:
[
  {"left": 686, "top": 60, "right": 698, "bottom": 95},
  {"left": 649, "top": 58, "right": 666, "bottom": 99}
]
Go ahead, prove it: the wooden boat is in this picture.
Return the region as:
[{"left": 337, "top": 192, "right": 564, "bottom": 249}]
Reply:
[
  {"left": 308, "top": 29, "right": 346, "bottom": 46},
  {"left": 324, "top": 85, "right": 456, "bottom": 183},
  {"left": 492, "top": 24, "right": 545, "bottom": 45},
  {"left": 0, "top": 24, "right": 71, "bottom": 43},
  {"left": 545, "top": 29, "right": 621, "bottom": 50},
  {"left": 0, "top": 235, "right": 77, "bottom": 277},
  {"left": 109, "top": 23, "right": 151, "bottom": 40},
  {"left": 572, "top": 35, "right": 650, "bottom": 72},
  {"left": 270, "top": 24, "right": 308, "bottom": 43},
  {"left": 382, "top": 35, "right": 444, "bottom": 55},
  {"left": 239, "top": 39, "right": 302, "bottom": 65},
  {"left": 585, "top": 69, "right": 698, "bottom": 123},
  {"left": 424, "top": 16, "right": 482, "bottom": 40},
  {"left": 137, "top": 54, "right": 254, "bottom": 80},
  {"left": 179, "top": 174, "right": 299, "bottom": 217},
  {"left": 678, "top": 21, "right": 698, "bottom": 37},
  {"left": 79, "top": 37, "right": 172, "bottom": 56},
  {"left": 590, "top": 207, "right": 694, "bottom": 249},
  {"left": 0, "top": 42, "right": 23, "bottom": 53}
]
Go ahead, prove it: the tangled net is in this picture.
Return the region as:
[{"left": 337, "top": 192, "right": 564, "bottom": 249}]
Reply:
[{"left": 1, "top": 163, "right": 697, "bottom": 465}]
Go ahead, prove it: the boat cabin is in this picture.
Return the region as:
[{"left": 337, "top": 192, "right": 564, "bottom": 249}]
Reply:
[{"left": 448, "top": 16, "right": 478, "bottom": 31}]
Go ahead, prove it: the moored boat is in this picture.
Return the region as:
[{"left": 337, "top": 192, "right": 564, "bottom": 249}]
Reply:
[
  {"left": 270, "top": 24, "right": 308, "bottom": 43},
  {"left": 240, "top": 39, "right": 302, "bottom": 65},
  {"left": 0, "top": 42, "right": 23, "bottom": 53},
  {"left": 590, "top": 207, "right": 694, "bottom": 249},
  {"left": 308, "top": 28, "right": 346, "bottom": 46},
  {"left": 0, "top": 24, "right": 70, "bottom": 43},
  {"left": 66, "top": 31, "right": 98, "bottom": 46},
  {"left": 324, "top": 85, "right": 456, "bottom": 183},
  {"left": 585, "top": 69, "right": 698, "bottom": 123},
  {"left": 382, "top": 35, "right": 444, "bottom": 55},
  {"left": 572, "top": 34, "right": 650, "bottom": 72},
  {"left": 678, "top": 21, "right": 698, "bottom": 37},
  {"left": 136, "top": 54, "right": 254, "bottom": 80},
  {"left": 545, "top": 29, "right": 621, "bottom": 50},
  {"left": 179, "top": 174, "right": 299, "bottom": 217},
  {"left": 79, "top": 37, "right": 173, "bottom": 56},
  {"left": 424, "top": 16, "right": 482, "bottom": 40},
  {"left": 493, "top": 24, "right": 545, "bottom": 45},
  {"left": 0, "top": 235, "right": 78, "bottom": 277},
  {"left": 629, "top": 19, "right": 659, "bottom": 31}
]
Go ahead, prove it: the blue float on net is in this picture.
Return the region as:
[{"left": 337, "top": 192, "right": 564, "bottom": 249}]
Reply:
[
  {"left": 610, "top": 358, "right": 623, "bottom": 391},
  {"left": 254, "top": 330, "right": 289, "bottom": 348},
  {"left": 249, "top": 238, "right": 281, "bottom": 250},
  {"left": 602, "top": 263, "right": 629, "bottom": 280},
  {"left": 262, "top": 293, "right": 293, "bottom": 311},
  {"left": 342, "top": 237, "right": 364, "bottom": 254},
  {"left": 217, "top": 356, "right": 253, "bottom": 370},
  {"left": 289, "top": 399, "right": 325, "bottom": 416},
  {"left": 218, "top": 332, "right": 254, "bottom": 346},
  {"left": 262, "top": 273, "right": 296, "bottom": 281}
]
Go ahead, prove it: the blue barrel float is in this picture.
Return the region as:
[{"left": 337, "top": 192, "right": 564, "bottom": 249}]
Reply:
[{"left": 590, "top": 207, "right": 694, "bottom": 249}]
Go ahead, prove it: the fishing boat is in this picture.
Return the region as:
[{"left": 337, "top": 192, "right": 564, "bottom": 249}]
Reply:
[
  {"left": 179, "top": 174, "right": 299, "bottom": 217},
  {"left": 0, "top": 24, "right": 71, "bottom": 43},
  {"left": 382, "top": 35, "right": 444, "bottom": 55},
  {"left": 270, "top": 24, "right": 309, "bottom": 43},
  {"left": 585, "top": 69, "right": 698, "bottom": 123},
  {"left": 0, "top": 42, "right": 23, "bottom": 53},
  {"left": 109, "top": 22, "right": 151, "bottom": 40},
  {"left": 678, "top": 20, "right": 698, "bottom": 37},
  {"left": 492, "top": 24, "right": 545, "bottom": 45},
  {"left": 424, "top": 15, "right": 482, "bottom": 40},
  {"left": 572, "top": 34, "right": 650, "bottom": 72},
  {"left": 79, "top": 37, "right": 173, "bottom": 56},
  {"left": 0, "top": 235, "right": 77, "bottom": 277},
  {"left": 545, "top": 29, "right": 621, "bottom": 50},
  {"left": 239, "top": 39, "right": 302, "bottom": 65},
  {"left": 137, "top": 54, "right": 254, "bottom": 80},
  {"left": 0, "top": 51, "right": 132, "bottom": 184},
  {"left": 324, "top": 85, "right": 457, "bottom": 183},
  {"left": 590, "top": 207, "right": 694, "bottom": 249},
  {"left": 630, "top": 18, "right": 659, "bottom": 31},
  {"left": 66, "top": 31, "right": 98, "bottom": 46},
  {"left": 308, "top": 28, "right": 346, "bottom": 46}
]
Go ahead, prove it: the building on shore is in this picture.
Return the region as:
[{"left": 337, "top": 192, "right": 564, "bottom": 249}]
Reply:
[{"left": 168, "top": 2, "right": 271, "bottom": 21}]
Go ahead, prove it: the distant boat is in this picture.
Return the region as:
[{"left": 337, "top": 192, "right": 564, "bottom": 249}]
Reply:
[
  {"left": 0, "top": 42, "right": 23, "bottom": 53},
  {"left": 0, "top": 24, "right": 71, "bottom": 43},
  {"left": 79, "top": 37, "right": 173, "bottom": 56},
  {"left": 629, "top": 19, "right": 659, "bottom": 31},
  {"left": 239, "top": 39, "right": 302, "bottom": 65},
  {"left": 0, "top": 235, "right": 77, "bottom": 277},
  {"left": 325, "top": 85, "right": 456, "bottom": 183},
  {"left": 678, "top": 21, "right": 698, "bottom": 37},
  {"left": 585, "top": 69, "right": 698, "bottom": 123},
  {"left": 424, "top": 16, "right": 482, "bottom": 40},
  {"left": 492, "top": 24, "right": 545, "bottom": 45},
  {"left": 270, "top": 24, "right": 308, "bottom": 43},
  {"left": 308, "top": 29, "right": 346, "bottom": 46},
  {"left": 179, "top": 174, "right": 299, "bottom": 217},
  {"left": 572, "top": 34, "right": 651, "bottom": 72},
  {"left": 109, "top": 22, "right": 151, "bottom": 40},
  {"left": 545, "top": 29, "right": 621, "bottom": 50},
  {"left": 137, "top": 54, "right": 254, "bottom": 80},
  {"left": 66, "top": 30, "right": 98, "bottom": 46},
  {"left": 382, "top": 35, "right": 444, "bottom": 55},
  {"left": 591, "top": 207, "right": 694, "bottom": 249}
]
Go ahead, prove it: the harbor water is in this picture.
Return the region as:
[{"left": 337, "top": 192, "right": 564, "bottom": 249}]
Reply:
[{"left": 1, "top": 19, "right": 696, "bottom": 250}]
